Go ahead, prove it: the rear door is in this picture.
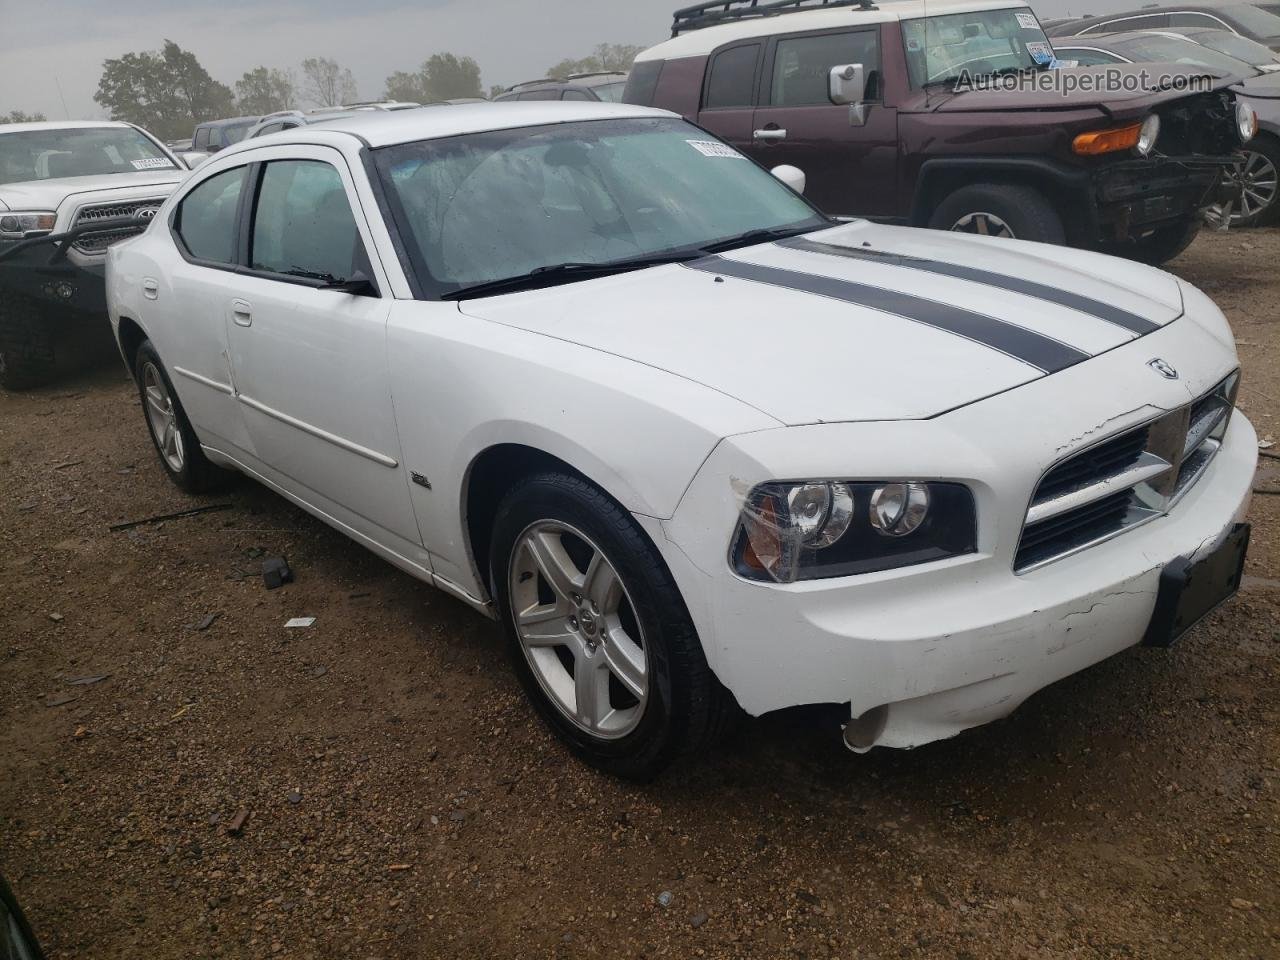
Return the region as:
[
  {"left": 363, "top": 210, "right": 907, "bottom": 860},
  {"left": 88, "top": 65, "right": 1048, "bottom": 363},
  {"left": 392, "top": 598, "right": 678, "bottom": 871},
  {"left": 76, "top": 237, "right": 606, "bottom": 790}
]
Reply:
[
  {"left": 751, "top": 26, "right": 898, "bottom": 218},
  {"left": 696, "top": 41, "right": 764, "bottom": 154}
]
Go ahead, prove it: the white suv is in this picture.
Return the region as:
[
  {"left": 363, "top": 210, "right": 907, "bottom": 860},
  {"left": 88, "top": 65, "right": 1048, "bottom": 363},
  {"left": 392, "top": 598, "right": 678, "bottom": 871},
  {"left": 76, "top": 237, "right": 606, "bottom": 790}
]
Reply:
[
  {"left": 0, "top": 121, "right": 186, "bottom": 388},
  {"left": 106, "top": 104, "right": 1256, "bottom": 778}
]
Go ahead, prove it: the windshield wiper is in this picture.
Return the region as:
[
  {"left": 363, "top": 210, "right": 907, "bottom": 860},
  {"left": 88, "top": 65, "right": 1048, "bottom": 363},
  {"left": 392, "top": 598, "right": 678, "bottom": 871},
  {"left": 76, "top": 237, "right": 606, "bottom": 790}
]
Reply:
[
  {"left": 698, "top": 224, "right": 819, "bottom": 254},
  {"left": 441, "top": 250, "right": 705, "bottom": 300},
  {"left": 285, "top": 267, "right": 343, "bottom": 283}
]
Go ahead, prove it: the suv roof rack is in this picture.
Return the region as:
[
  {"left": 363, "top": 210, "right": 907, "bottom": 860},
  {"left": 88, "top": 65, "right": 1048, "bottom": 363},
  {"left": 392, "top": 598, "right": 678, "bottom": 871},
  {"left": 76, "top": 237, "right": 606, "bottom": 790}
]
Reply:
[
  {"left": 671, "top": 0, "right": 878, "bottom": 36},
  {"left": 507, "top": 78, "right": 567, "bottom": 91},
  {"left": 566, "top": 71, "right": 629, "bottom": 80}
]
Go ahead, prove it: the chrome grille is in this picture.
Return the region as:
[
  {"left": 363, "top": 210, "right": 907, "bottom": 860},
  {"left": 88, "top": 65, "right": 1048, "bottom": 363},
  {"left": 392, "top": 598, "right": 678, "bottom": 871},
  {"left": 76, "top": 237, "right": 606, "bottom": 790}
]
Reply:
[
  {"left": 1015, "top": 372, "right": 1240, "bottom": 572},
  {"left": 70, "top": 198, "right": 165, "bottom": 253}
]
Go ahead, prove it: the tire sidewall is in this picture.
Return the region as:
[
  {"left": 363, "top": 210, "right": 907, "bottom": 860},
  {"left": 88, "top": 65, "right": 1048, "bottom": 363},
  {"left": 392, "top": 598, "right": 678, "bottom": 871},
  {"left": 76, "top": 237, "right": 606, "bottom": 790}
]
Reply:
[
  {"left": 135, "top": 341, "right": 202, "bottom": 490},
  {"left": 929, "top": 183, "right": 1065, "bottom": 245},
  {"left": 490, "top": 475, "right": 686, "bottom": 775}
]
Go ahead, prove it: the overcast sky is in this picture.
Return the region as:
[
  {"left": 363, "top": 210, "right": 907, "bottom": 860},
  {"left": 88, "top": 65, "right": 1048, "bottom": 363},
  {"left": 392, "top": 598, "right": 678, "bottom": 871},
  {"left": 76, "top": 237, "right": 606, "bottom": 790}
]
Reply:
[{"left": 2, "top": 0, "right": 1123, "bottom": 120}]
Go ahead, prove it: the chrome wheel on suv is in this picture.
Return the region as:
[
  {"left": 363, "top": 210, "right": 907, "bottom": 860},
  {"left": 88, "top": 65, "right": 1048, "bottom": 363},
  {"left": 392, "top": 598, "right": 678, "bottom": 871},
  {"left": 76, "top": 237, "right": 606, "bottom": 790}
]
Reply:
[
  {"left": 509, "top": 519, "right": 649, "bottom": 739},
  {"left": 1229, "top": 148, "right": 1279, "bottom": 226},
  {"left": 949, "top": 211, "right": 1016, "bottom": 238}
]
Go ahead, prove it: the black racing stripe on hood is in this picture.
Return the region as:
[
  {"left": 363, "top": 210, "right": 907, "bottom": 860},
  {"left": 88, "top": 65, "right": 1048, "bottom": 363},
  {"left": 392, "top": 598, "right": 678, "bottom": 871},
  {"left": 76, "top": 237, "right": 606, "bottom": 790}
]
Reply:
[
  {"left": 686, "top": 256, "right": 1090, "bottom": 374},
  {"left": 779, "top": 237, "right": 1161, "bottom": 336}
]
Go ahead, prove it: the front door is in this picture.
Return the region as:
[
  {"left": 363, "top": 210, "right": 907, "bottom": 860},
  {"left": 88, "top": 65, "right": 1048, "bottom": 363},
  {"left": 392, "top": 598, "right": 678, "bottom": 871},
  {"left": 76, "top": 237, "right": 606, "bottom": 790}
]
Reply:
[
  {"left": 222, "top": 148, "right": 423, "bottom": 559},
  {"left": 750, "top": 27, "right": 899, "bottom": 218}
]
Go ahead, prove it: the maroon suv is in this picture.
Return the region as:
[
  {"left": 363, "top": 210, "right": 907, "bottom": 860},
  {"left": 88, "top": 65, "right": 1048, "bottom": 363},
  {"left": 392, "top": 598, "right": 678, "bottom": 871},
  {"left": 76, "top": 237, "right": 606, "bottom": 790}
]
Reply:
[{"left": 625, "top": 0, "right": 1252, "bottom": 263}]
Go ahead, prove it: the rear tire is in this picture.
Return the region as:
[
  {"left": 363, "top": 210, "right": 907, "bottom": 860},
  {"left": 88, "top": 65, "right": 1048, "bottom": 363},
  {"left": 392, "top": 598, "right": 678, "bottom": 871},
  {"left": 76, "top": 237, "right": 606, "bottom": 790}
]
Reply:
[
  {"left": 134, "top": 340, "right": 231, "bottom": 493},
  {"left": 928, "top": 183, "right": 1066, "bottom": 245},
  {"left": 0, "top": 288, "right": 57, "bottom": 390},
  {"left": 490, "top": 472, "right": 738, "bottom": 780}
]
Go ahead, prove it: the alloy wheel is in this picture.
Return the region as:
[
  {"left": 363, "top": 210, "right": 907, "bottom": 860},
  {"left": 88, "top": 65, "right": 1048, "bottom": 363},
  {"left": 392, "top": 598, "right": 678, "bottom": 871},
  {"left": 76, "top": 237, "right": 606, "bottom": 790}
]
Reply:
[
  {"left": 950, "top": 211, "right": 1015, "bottom": 238},
  {"left": 141, "top": 361, "right": 185, "bottom": 472},
  {"left": 508, "top": 520, "right": 649, "bottom": 739},
  {"left": 1229, "top": 149, "right": 1279, "bottom": 225}
]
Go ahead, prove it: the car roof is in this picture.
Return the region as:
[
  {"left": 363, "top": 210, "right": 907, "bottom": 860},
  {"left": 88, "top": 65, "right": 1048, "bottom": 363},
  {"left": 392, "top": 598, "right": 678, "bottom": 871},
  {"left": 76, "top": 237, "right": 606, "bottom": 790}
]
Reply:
[
  {"left": 0, "top": 120, "right": 137, "bottom": 135},
  {"left": 638, "top": 0, "right": 1032, "bottom": 60},
  {"left": 220, "top": 102, "right": 675, "bottom": 153}
]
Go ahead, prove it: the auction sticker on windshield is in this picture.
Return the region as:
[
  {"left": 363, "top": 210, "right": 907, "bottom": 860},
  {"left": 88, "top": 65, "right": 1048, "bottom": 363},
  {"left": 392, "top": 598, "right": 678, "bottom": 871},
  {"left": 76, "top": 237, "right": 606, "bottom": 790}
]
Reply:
[
  {"left": 687, "top": 140, "right": 746, "bottom": 159},
  {"left": 1016, "top": 11, "right": 1039, "bottom": 30},
  {"left": 1026, "top": 41, "right": 1054, "bottom": 64},
  {"left": 131, "top": 157, "right": 176, "bottom": 170}
]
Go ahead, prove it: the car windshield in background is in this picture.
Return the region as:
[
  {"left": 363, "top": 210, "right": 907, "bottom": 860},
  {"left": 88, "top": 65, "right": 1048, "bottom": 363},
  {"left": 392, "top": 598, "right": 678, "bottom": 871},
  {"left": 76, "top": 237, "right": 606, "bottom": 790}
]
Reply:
[
  {"left": 1115, "top": 34, "right": 1251, "bottom": 74},
  {"left": 374, "top": 117, "right": 826, "bottom": 298},
  {"left": 592, "top": 81, "right": 627, "bottom": 102},
  {"left": 902, "top": 7, "right": 1052, "bottom": 87},
  {"left": 1222, "top": 2, "right": 1280, "bottom": 39},
  {"left": 0, "top": 127, "right": 175, "bottom": 186},
  {"left": 222, "top": 121, "right": 256, "bottom": 145},
  {"left": 1190, "top": 29, "right": 1280, "bottom": 65}
]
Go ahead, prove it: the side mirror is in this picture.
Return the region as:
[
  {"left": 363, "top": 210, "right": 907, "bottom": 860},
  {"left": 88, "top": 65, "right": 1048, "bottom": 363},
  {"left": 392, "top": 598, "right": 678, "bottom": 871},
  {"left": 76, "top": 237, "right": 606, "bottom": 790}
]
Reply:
[
  {"left": 179, "top": 152, "right": 208, "bottom": 171},
  {"left": 320, "top": 270, "right": 377, "bottom": 297},
  {"left": 829, "top": 63, "right": 869, "bottom": 126},
  {"left": 770, "top": 164, "right": 807, "bottom": 195}
]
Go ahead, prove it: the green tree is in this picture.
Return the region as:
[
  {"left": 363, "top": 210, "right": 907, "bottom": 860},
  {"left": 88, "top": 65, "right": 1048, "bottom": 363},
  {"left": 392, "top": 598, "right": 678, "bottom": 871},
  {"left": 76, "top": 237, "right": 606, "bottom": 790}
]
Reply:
[
  {"left": 382, "top": 53, "right": 483, "bottom": 103},
  {"left": 488, "top": 83, "right": 506, "bottom": 100},
  {"left": 546, "top": 43, "right": 642, "bottom": 79},
  {"left": 94, "top": 40, "right": 234, "bottom": 140},
  {"left": 3, "top": 110, "right": 47, "bottom": 123},
  {"left": 301, "top": 57, "right": 358, "bottom": 107},
  {"left": 236, "top": 67, "right": 296, "bottom": 115}
]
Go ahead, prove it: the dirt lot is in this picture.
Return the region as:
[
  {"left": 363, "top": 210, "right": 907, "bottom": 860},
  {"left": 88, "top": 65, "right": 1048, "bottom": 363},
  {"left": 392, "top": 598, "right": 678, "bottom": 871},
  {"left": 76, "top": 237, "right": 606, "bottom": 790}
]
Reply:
[{"left": 2, "top": 228, "right": 1278, "bottom": 960}]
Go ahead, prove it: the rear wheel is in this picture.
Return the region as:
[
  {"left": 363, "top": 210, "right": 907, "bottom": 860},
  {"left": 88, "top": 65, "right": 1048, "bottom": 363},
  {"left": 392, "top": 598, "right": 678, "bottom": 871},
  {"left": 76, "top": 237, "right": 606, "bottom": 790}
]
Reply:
[
  {"left": 134, "top": 340, "right": 231, "bottom": 493},
  {"left": 490, "top": 472, "right": 737, "bottom": 780},
  {"left": 0, "top": 289, "right": 56, "bottom": 390},
  {"left": 928, "top": 183, "right": 1066, "bottom": 245}
]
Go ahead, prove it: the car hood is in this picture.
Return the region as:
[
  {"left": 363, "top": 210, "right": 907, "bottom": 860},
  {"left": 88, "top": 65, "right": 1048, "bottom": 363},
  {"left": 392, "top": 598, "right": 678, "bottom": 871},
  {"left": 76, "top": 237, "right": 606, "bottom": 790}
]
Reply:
[
  {"left": 0, "top": 170, "right": 186, "bottom": 212},
  {"left": 459, "top": 222, "right": 1184, "bottom": 425},
  {"left": 929, "top": 63, "right": 1230, "bottom": 115}
]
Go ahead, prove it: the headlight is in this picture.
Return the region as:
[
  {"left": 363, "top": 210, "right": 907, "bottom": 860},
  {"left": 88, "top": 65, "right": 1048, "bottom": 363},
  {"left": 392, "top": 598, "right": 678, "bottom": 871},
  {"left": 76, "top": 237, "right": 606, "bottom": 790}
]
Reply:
[
  {"left": 732, "top": 480, "right": 977, "bottom": 583},
  {"left": 0, "top": 211, "right": 56, "bottom": 241},
  {"left": 1135, "top": 113, "right": 1160, "bottom": 157},
  {"left": 1236, "top": 99, "right": 1258, "bottom": 143}
]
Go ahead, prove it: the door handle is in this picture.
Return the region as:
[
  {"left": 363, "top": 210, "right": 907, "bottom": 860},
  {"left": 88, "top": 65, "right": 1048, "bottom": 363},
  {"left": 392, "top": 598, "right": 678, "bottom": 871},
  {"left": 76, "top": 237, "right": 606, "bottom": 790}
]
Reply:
[
  {"left": 142, "top": 278, "right": 159, "bottom": 300},
  {"left": 231, "top": 299, "right": 252, "bottom": 327},
  {"left": 753, "top": 128, "right": 788, "bottom": 141}
]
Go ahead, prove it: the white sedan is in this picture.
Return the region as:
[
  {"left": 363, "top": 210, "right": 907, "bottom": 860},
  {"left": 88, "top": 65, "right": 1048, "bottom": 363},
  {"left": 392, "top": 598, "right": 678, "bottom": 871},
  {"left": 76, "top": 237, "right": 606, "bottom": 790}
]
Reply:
[{"left": 106, "top": 103, "right": 1257, "bottom": 778}]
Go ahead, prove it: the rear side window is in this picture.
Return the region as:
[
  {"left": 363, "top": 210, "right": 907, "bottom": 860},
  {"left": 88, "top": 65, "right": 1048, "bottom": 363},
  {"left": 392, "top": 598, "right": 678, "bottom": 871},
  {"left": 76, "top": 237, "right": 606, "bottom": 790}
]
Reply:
[
  {"left": 562, "top": 89, "right": 593, "bottom": 101},
  {"left": 705, "top": 44, "right": 760, "bottom": 108},
  {"left": 174, "top": 167, "right": 244, "bottom": 264},
  {"left": 254, "top": 122, "right": 284, "bottom": 138},
  {"left": 623, "top": 61, "right": 663, "bottom": 105},
  {"left": 250, "top": 159, "right": 365, "bottom": 282},
  {"left": 193, "top": 127, "right": 210, "bottom": 150},
  {"left": 518, "top": 89, "right": 562, "bottom": 101},
  {"left": 771, "top": 30, "right": 880, "bottom": 105}
]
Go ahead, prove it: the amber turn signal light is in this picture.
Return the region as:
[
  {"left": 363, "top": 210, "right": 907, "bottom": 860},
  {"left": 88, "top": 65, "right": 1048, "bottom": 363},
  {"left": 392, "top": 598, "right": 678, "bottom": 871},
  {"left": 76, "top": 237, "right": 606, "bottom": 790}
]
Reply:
[{"left": 1072, "top": 123, "right": 1143, "bottom": 156}]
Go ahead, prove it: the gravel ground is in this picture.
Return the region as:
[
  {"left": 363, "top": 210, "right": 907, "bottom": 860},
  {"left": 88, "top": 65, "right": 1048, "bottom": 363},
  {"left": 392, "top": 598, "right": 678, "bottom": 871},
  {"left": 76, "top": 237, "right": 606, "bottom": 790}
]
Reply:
[{"left": 1, "top": 228, "right": 1277, "bottom": 960}]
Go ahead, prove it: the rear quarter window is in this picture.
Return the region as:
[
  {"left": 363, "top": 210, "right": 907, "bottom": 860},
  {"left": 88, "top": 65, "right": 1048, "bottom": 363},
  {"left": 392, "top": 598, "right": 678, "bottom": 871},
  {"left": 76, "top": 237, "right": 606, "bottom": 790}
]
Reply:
[
  {"left": 623, "top": 62, "right": 663, "bottom": 105},
  {"left": 174, "top": 167, "right": 245, "bottom": 264}
]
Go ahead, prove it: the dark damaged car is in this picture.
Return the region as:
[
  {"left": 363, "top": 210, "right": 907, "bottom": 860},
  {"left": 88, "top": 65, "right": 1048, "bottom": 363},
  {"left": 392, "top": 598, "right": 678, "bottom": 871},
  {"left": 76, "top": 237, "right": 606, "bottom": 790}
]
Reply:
[
  {"left": 626, "top": 0, "right": 1257, "bottom": 262},
  {"left": 0, "top": 121, "right": 186, "bottom": 389}
]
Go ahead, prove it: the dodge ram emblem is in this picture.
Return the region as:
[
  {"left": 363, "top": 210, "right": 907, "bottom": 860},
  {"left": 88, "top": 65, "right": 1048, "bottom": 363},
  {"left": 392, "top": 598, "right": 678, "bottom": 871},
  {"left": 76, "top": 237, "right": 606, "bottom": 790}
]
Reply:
[{"left": 1148, "top": 358, "right": 1178, "bottom": 380}]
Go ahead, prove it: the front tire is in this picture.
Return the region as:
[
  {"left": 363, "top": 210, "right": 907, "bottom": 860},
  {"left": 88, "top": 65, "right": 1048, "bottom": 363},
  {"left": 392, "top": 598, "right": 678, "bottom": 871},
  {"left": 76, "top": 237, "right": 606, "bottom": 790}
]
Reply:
[
  {"left": 0, "top": 289, "right": 57, "bottom": 390},
  {"left": 1109, "top": 218, "right": 1200, "bottom": 266},
  {"left": 490, "top": 472, "right": 736, "bottom": 780},
  {"left": 928, "top": 183, "right": 1066, "bottom": 245},
  {"left": 1227, "top": 135, "right": 1280, "bottom": 228},
  {"left": 134, "top": 340, "right": 230, "bottom": 493}
]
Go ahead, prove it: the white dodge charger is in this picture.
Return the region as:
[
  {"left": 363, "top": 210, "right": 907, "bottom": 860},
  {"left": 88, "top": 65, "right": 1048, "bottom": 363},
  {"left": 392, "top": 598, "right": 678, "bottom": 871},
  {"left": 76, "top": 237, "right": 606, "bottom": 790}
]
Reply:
[{"left": 106, "top": 103, "right": 1257, "bottom": 778}]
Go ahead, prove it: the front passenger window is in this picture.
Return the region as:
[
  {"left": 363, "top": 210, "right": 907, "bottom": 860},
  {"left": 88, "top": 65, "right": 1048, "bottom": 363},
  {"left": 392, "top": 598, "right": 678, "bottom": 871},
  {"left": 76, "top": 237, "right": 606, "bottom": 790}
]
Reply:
[
  {"left": 771, "top": 30, "right": 880, "bottom": 104},
  {"left": 250, "top": 159, "right": 365, "bottom": 282},
  {"left": 174, "top": 167, "right": 245, "bottom": 264}
]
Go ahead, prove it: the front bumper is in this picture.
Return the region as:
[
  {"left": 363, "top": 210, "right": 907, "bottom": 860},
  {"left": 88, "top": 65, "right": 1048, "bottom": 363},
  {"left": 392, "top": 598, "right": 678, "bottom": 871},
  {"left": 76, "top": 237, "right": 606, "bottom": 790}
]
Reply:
[
  {"left": 0, "top": 242, "right": 108, "bottom": 316},
  {"left": 1093, "top": 155, "right": 1241, "bottom": 239},
  {"left": 652, "top": 319, "right": 1256, "bottom": 749}
]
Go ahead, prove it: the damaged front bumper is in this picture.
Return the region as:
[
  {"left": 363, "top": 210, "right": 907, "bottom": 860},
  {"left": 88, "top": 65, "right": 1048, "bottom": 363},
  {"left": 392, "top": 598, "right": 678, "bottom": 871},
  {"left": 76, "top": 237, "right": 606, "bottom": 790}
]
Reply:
[
  {"left": 651, "top": 320, "right": 1257, "bottom": 751},
  {"left": 1094, "top": 155, "right": 1243, "bottom": 239},
  {"left": 0, "top": 216, "right": 146, "bottom": 316}
]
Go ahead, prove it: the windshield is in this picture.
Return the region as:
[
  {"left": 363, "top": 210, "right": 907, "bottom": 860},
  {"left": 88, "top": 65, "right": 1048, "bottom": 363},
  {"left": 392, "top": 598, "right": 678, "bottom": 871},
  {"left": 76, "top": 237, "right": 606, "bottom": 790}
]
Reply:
[
  {"left": 902, "top": 7, "right": 1053, "bottom": 87},
  {"left": 1115, "top": 34, "right": 1252, "bottom": 74},
  {"left": 1224, "top": 3, "right": 1280, "bottom": 37},
  {"left": 1188, "top": 29, "right": 1280, "bottom": 64},
  {"left": 0, "top": 126, "right": 175, "bottom": 186},
  {"left": 374, "top": 117, "right": 826, "bottom": 298}
]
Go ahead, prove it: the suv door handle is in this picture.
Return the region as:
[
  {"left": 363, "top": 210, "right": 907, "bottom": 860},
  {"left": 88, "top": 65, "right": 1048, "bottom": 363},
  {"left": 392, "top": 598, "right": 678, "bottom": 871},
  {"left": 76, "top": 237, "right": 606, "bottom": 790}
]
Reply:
[
  {"left": 231, "top": 299, "right": 253, "bottom": 327},
  {"left": 142, "top": 278, "right": 159, "bottom": 300},
  {"left": 753, "top": 128, "right": 787, "bottom": 141}
]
